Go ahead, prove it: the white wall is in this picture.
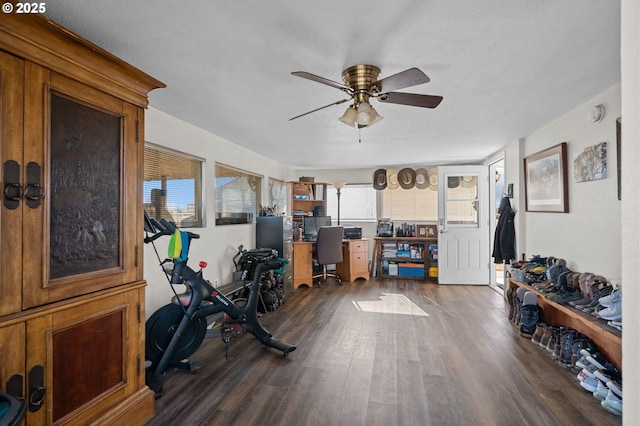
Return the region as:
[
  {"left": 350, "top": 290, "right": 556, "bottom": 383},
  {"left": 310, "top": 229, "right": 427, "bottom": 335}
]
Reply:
[
  {"left": 621, "top": 0, "right": 639, "bottom": 421},
  {"left": 505, "top": 84, "right": 622, "bottom": 281},
  {"left": 143, "top": 107, "right": 296, "bottom": 315}
]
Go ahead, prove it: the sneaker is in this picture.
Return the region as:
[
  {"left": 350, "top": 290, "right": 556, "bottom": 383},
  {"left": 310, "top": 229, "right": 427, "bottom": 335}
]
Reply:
[
  {"left": 559, "top": 329, "right": 579, "bottom": 368},
  {"left": 601, "top": 389, "right": 622, "bottom": 416},
  {"left": 606, "top": 380, "right": 622, "bottom": 397},
  {"left": 507, "top": 287, "right": 518, "bottom": 322},
  {"left": 607, "top": 320, "right": 622, "bottom": 331},
  {"left": 579, "top": 375, "right": 598, "bottom": 392},
  {"left": 593, "top": 380, "right": 609, "bottom": 401},
  {"left": 576, "top": 368, "right": 591, "bottom": 382},
  {"left": 580, "top": 347, "right": 597, "bottom": 359},
  {"left": 586, "top": 352, "right": 611, "bottom": 370},
  {"left": 531, "top": 323, "right": 546, "bottom": 345},
  {"left": 546, "top": 326, "right": 562, "bottom": 354},
  {"left": 574, "top": 355, "right": 591, "bottom": 371},
  {"left": 555, "top": 291, "right": 585, "bottom": 305},
  {"left": 519, "top": 303, "right": 539, "bottom": 337},
  {"left": 598, "top": 291, "right": 622, "bottom": 321},
  {"left": 522, "top": 290, "right": 537, "bottom": 306},
  {"left": 514, "top": 287, "right": 527, "bottom": 325},
  {"left": 539, "top": 326, "right": 553, "bottom": 348},
  {"left": 570, "top": 337, "right": 594, "bottom": 372},
  {"left": 585, "top": 353, "right": 622, "bottom": 382},
  {"left": 580, "top": 299, "right": 601, "bottom": 313},
  {"left": 580, "top": 364, "right": 599, "bottom": 379},
  {"left": 581, "top": 280, "right": 613, "bottom": 312},
  {"left": 598, "top": 289, "right": 621, "bottom": 307},
  {"left": 594, "top": 369, "right": 616, "bottom": 384},
  {"left": 591, "top": 304, "right": 607, "bottom": 318}
]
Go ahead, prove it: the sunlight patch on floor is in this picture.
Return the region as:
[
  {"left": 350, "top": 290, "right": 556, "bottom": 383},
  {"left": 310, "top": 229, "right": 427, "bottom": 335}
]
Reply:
[{"left": 352, "top": 293, "right": 429, "bottom": 316}]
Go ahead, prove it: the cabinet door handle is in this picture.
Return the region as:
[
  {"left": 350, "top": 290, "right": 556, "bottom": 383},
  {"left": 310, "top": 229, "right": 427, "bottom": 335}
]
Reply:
[
  {"left": 6, "top": 373, "right": 24, "bottom": 399},
  {"left": 25, "top": 162, "right": 44, "bottom": 209},
  {"left": 3, "top": 160, "right": 22, "bottom": 209},
  {"left": 28, "top": 365, "right": 45, "bottom": 412}
]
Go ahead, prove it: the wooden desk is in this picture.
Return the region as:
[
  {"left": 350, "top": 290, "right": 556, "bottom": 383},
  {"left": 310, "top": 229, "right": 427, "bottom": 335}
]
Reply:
[{"left": 292, "top": 239, "right": 369, "bottom": 289}]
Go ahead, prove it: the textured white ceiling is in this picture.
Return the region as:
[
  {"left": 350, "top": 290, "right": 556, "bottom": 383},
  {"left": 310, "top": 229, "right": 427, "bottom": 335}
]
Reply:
[{"left": 44, "top": 1, "right": 620, "bottom": 170}]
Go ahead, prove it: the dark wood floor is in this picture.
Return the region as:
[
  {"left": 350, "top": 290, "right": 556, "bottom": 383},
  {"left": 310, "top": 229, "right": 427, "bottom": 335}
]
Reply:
[{"left": 143, "top": 279, "right": 621, "bottom": 426}]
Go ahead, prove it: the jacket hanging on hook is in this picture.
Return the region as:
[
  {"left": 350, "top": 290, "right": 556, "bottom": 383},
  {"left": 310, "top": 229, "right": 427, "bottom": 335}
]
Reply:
[{"left": 492, "top": 196, "right": 516, "bottom": 263}]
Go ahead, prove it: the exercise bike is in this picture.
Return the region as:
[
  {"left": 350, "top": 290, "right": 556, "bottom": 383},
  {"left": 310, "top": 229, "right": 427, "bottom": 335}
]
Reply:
[{"left": 143, "top": 213, "right": 296, "bottom": 398}]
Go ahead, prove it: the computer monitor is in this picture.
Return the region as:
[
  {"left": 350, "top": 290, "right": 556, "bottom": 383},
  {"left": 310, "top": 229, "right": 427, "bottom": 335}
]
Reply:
[{"left": 302, "top": 215, "right": 331, "bottom": 240}]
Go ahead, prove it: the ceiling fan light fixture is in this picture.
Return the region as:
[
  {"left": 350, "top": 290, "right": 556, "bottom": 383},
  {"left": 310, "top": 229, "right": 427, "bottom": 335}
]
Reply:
[
  {"left": 290, "top": 65, "right": 439, "bottom": 130},
  {"left": 356, "top": 102, "right": 382, "bottom": 127},
  {"left": 369, "top": 107, "right": 383, "bottom": 127},
  {"left": 339, "top": 105, "right": 357, "bottom": 127}
]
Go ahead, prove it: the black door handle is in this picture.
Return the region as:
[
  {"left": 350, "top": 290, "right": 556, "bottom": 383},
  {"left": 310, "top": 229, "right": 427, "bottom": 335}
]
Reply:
[
  {"left": 3, "top": 160, "right": 22, "bottom": 209},
  {"left": 28, "top": 365, "right": 45, "bottom": 412},
  {"left": 25, "top": 162, "right": 44, "bottom": 209}
]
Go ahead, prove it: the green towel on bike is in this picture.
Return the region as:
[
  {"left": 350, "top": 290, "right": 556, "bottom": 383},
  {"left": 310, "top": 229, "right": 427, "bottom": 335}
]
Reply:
[{"left": 168, "top": 229, "right": 189, "bottom": 262}]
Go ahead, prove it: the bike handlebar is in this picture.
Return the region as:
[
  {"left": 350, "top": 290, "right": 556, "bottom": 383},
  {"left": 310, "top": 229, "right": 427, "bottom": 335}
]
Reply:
[
  {"left": 143, "top": 211, "right": 200, "bottom": 244},
  {"left": 261, "top": 258, "right": 284, "bottom": 271}
]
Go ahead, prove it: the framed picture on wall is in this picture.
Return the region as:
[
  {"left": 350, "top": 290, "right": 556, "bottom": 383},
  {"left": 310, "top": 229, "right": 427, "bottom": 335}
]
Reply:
[
  {"left": 523, "top": 142, "right": 569, "bottom": 213},
  {"left": 417, "top": 224, "right": 437, "bottom": 238}
]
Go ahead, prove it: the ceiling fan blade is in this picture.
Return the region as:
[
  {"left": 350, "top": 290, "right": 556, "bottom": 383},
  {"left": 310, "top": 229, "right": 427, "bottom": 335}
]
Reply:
[
  {"left": 371, "top": 68, "right": 430, "bottom": 93},
  {"left": 377, "top": 92, "right": 443, "bottom": 108},
  {"left": 289, "top": 98, "right": 351, "bottom": 121},
  {"left": 291, "top": 71, "right": 352, "bottom": 92}
]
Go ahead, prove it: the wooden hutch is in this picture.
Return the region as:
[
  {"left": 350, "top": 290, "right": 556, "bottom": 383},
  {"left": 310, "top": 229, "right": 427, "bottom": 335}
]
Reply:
[{"left": 0, "top": 13, "right": 164, "bottom": 425}]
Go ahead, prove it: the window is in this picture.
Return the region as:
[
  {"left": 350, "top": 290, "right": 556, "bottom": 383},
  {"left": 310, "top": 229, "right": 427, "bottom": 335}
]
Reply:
[
  {"left": 444, "top": 175, "right": 478, "bottom": 226},
  {"left": 326, "top": 184, "right": 377, "bottom": 222},
  {"left": 381, "top": 187, "right": 438, "bottom": 222},
  {"left": 215, "top": 163, "right": 261, "bottom": 225},
  {"left": 144, "top": 145, "right": 203, "bottom": 228},
  {"left": 268, "top": 178, "right": 288, "bottom": 216}
]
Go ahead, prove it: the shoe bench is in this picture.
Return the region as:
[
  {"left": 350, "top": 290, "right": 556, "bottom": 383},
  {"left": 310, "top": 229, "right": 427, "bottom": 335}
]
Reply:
[{"left": 508, "top": 279, "right": 621, "bottom": 370}]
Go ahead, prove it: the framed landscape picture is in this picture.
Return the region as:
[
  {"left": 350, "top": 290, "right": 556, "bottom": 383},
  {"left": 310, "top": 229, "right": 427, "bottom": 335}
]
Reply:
[{"left": 524, "top": 142, "right": 569, "bottom": 213}]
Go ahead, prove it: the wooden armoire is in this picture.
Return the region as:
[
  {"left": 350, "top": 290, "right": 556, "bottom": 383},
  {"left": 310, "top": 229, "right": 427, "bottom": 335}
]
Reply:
[{"left": 0, "top": 12, "right": 164, "bottom": 425}]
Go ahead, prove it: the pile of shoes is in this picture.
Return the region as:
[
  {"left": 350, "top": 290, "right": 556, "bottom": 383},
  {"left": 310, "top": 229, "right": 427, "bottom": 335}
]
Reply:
[
  {"left": 569, "top": 277, "right": 622, "bottom": 327},
  {"left": 523, "top": 255, "right": 548, "bottom": 284},
  {"left": 575, "top": 347, "right": 622, "bottom": 416},
  {"left": 530, "top": 324, "right": 593, "bottom": 369},
  {"left": 507, "top": 254, "right": 623, "bottom": 417},
  {"left": 510, "top": 254, "right": 622, "bottom": 328},
  {"left": 508, "top": 255, "right": 548, "bottom": 284},
  {"left": 528, "top": 323, "right": 622, "bottom": 416}
]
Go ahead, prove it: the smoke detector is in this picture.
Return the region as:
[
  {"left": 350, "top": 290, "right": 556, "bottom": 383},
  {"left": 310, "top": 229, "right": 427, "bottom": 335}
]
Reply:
[{"left": 588, "top": 104, "right": 605, "bottom": 123}]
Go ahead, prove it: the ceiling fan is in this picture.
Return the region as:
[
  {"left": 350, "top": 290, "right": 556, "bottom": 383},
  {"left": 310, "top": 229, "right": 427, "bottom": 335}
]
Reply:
[{"left": 289, "top": 65, "right": 443, "bottom": 128}]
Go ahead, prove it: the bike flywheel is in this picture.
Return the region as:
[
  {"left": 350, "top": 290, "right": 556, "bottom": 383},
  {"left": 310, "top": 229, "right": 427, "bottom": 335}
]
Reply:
[{"left": 145, "top": 304, "right": 208, "bottom": 367}]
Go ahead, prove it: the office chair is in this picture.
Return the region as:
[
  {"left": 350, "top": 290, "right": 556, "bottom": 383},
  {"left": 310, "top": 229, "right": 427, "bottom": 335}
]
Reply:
[{"left": 312, "top": 226, "right": 344, "bottom": 286}]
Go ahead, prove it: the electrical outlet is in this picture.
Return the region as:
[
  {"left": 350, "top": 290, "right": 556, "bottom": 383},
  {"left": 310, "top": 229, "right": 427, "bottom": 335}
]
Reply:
[{"left": 213, "top": 279, "right": 219, "bottom": 286}]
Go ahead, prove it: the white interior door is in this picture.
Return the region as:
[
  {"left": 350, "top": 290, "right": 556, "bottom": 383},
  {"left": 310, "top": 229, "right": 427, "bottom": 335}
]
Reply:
[{"left": 437, "top": 166, "right": 490, "bottom": 285}]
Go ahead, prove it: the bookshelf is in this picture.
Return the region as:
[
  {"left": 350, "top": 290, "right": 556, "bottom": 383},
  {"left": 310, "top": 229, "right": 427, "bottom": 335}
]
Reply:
[{"left": 290, "top": 181, "right": 328, "bottom": 230}]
